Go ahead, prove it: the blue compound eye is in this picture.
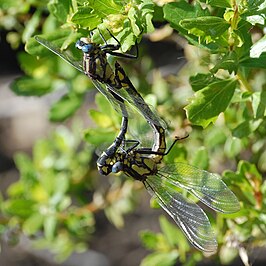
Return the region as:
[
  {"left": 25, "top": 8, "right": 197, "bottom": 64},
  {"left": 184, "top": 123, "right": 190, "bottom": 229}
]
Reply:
[
  {"left": 81, "top": 43, "right": 93, "bottom": 53},
  {"left": 112, "top": 162, "right": 123, "bottom": 173},
  {"left": 75, "top": 40, "right": 93, "bottom": 53}
]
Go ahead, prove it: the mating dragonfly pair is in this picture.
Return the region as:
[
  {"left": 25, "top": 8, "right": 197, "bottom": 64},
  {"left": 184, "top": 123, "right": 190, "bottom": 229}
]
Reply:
[{"left": 35, "top": 30, "right": 240, "bottom": 253}]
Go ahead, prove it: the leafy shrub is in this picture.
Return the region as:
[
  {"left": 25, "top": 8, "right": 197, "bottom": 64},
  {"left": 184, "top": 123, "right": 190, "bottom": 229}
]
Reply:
[{"left": 1, "top": 0, "right": 266, "bottom": 265}]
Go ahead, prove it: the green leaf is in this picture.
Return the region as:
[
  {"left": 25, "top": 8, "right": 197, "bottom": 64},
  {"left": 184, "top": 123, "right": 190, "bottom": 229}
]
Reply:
[
  {"left": 241, "top": 1, "right": 266, "bottom": 26},
  {"left": 140, "top": 0, "right": 155, "bottom": 33},
  {"left": 252, "top": 91, "right": 266, "bottom": 118},
  {"left": 163, "top": 2, "right": 221, "bottom": 51},
  {"left": 48, "top": 0, "right": 71, "bottom": 23},
  {"left": 89, "top": 110, "right": 113, "bottom": 128},
  {"left": 163, "top": 0, "right": 228, "bottom": 53},
  {"left": 10, "top": 76, "right": 52, "bottom": 96},
  {"left": 223, "top": 160, "right": 262, "bottom": 206},
  {"left": 159, "top": 216, "right": 181, "bottom": 247},
  {"left": 204, "top": 127, "right": 227, "bottom": 147},
  {"left": 14, "top": 153, "right": 35, "bottom": 177},
  {"left": 17, "top": 52, "right": 43, "bottom": 76},
  {"left": 140, "top": 251, "right": 179, "bottom": 266},
  {"left": 44, "top": 215, "right": 57, "bottom": 240},
  {"left": 139, "top": 230, "right": 159, "bottom": 250},
  {"left": 206, "top": 0, "right": 231, "bottom": 8},
  {"left": 163, "top": 1, "right": 208, "bottom": 31},
  {"left": 190, "top": 73, "right": 222, "bottom": 92},
  {"left": 232, "top": 119, "right": 263, "bottom": 138},
  {"left": 185, "top": 79, "right": 237, "bottom": 127},
  {"left": 250, "top": 35, "right": 266, "bottom": 58},
  {"left": 240, "top": 53, "right": 266, "bottom": 69},
  {"left": 210, "top": 51, "right": 239, "bottom": 74},
  {"left": 23, "top": 213, "right": 44, "bottom": 235},
  {"left": 71, "top": 7, "right": 102, "bottom": 29},
  {"left": 3, "top": 199, "right": 35, "bottom": 218},
  {"left": 33, "top": 139, "right": 53, "bottom": 169},
  {"left": 180, "top": 16, "right": 230, "bottom": 39},
  {"left": 26, "top": 29, "right": 76, "bottom": 56},
  {"left": 84, "top": 128, "right": 116, "bottom": 145},
  {"left": 128, "top": 7, "right": 141, "bottom": 36},
  {"left": 83, "top": 0, "right": 122, "bottom": 23},
  {"left": 22, "top": 10, "right": 41, "bottom": 42},
  {"left": 224, "top": 137, "right": 243, "bottom": 158},
  {"left": 95, "top": 93, "right": 116, "bottom": 116},
  {"left": 191, "top": 147, "right": 209, "bottom": 169},
  {"left": 49, "top": 93, "right": 84, "bottom": 121}
]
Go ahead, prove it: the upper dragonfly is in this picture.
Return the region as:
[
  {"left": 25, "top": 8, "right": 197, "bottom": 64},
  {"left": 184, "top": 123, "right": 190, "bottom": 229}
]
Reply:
[{"left": 34, "top": 31, "right": 166, "bottom": 130}]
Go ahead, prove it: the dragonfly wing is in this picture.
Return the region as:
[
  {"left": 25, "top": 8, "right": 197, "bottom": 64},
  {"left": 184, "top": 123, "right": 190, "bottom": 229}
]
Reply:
[
  {"left": 145, "top": 174, "right": 217, "bottom": 253},
  {"left": 91, "top": 80, "right": 129, "bottom": 118},
  {"left": 35, "top": 36, "right": 84, "bottom": 72},
  {"left": 35, "top": 36, "right": 166, "bottom": 128},
  {"left": 35, "top": 36, "right": 130, "bottom": 118},
  {"left": 106, "top": 80, "right": 167, "bottom": 129},
  {"left": 159, "top": 163, "right": 240, "bottom": 213}
]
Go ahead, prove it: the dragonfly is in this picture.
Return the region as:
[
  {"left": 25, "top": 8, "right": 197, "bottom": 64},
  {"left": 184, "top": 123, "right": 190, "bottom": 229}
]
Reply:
[
  {"left": 35, "top": 32, "right": 166, "bottom": 127},
  {"left": 104, "top": 128, "right": 240, "bottom": 253},
  {"left": 35, "top": 31, "right": 166, "bottom": 167}
]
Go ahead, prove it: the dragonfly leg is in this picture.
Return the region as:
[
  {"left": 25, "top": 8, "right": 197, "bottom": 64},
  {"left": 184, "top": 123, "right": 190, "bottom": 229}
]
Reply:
[
  {"left": 135, "top": 135, "right": 189, "bottom": 156},
  {"left": 120, "top": 139, "right": 140, "bottom": 153},
  {"left": 163, "top": 135, "right": 189, "bottom": 155},
  {"left": 99, "top": 29, "right": 138, "bottom": 58},
  {"left": 108, "top": 45, "right": 138, "bottom": 59},
  {"left": 99, "top": 29, "right": 120, "bottom": 50}
]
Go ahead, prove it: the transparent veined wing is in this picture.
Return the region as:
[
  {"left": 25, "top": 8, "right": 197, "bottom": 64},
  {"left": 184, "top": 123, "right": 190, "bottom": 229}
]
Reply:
[
  {"left": 105, "top": 61, "right": 167, "bottom": 128},
  {"left": 35, "top": 36, "right": 166, "bottom": 128},
  {"left": 35, "top": 36, "right": 130, "bottom": 118},
  {"left": 159, "top": 163, "right": 240, "bottom": 213},
  {"left": 106, "top": 82, "right": 167, "bottom": 129},
  {"left": 144, "top": 174, "right": 218, "bottom": 253},
  {"left": 35, "top": 36, "right": 83, "bottom": 71}
]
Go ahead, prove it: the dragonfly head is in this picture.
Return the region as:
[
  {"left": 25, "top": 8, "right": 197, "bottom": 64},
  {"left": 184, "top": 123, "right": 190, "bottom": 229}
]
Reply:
[
  {"left": 75, "top": 38, "right": 94, "bottom": 54},
  {"left": 97, "top": 161, "right": 123, "bottom": 176}
]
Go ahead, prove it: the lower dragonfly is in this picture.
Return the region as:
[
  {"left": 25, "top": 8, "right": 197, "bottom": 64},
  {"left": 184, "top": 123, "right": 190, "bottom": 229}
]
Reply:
[{"left": 99, "top": 122, "right": 240, "bottom": 253}]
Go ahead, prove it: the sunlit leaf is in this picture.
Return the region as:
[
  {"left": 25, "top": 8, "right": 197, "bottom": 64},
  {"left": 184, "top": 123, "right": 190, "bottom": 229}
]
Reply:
[
  {"left": 11, "top": 76, "right": 52, "bottom": 96},
  {"left": 206, "top": 0, "right": 231, "bottom": 8},
  {"left": 185, "top": 79, "right": 237, "bottom": 127},
  {"left": 49, "top": 93, "right": 84, "bottom": 121},
  {"left": 48, "top": 0, "right": 71, "bottom": 23},
  {"left": 23, "top": 213, "right": 44, "bottom": 235},
  {"left": 71, "top": 7, "right": 102, "bottom": 29},
  {"left": 190, "top": 74, "right": 222, "bottom": 92},
  {"left": 251, "top": 91, "right": 266, "bottom": 118},
  {"left": 232, "top": 119, "right": 263, "bottom": 138},
  {"left": 44, "top": 215, "right": 57, "bottom": 240},
  {"left": 180, "top": 17, "right": 230, "bottom": 39},
  {"left": 240, "top": 53, "right": 266, "bottom": 69},
  {"left": 140, "top": 251, "right": 179, "bottom": 266},
  {"left": 250, "top": 35, "right": 266, "bottom": 58},
  {"left": 89, "top": 110, "right": 113, "bottom": 128}
]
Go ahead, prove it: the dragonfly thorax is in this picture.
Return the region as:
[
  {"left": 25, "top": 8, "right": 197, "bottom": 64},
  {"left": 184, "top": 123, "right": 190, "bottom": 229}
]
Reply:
[{"left": 122, "top": 152, "right": 159, "bottom": 181}]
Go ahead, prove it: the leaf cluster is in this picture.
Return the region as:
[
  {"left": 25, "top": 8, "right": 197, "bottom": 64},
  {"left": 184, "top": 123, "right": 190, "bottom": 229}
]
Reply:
[{"left": 1, "top": 0, "right": 266, "bottom": 265}]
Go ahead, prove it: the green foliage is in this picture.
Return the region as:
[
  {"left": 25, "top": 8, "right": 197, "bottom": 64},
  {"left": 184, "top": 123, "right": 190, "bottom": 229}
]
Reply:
[
  {"left": 1, "top": 0, "right": 266, "bottom": 265},
  {"left": 1, "top": 126, "right": 94, "bottom": 259},
  {"left": 140, "top": 216, "right": 197, "bottom": 266},
  {"left": 185, "top": 79, "right": 237, "bottom": 127}
]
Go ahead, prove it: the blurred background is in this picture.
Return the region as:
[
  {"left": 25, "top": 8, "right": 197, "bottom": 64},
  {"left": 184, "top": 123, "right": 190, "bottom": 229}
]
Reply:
[{"left": 1, "top": 1, "right": 266, "bottom": 266}]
